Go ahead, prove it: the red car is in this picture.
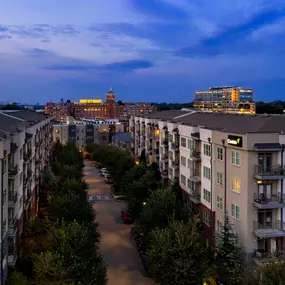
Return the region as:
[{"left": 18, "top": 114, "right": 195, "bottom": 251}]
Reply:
[{"left": 121, "top": 208, "right": 133, "bottom": 224}]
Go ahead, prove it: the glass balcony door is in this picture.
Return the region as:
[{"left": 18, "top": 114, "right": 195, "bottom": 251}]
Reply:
[{"left": 258, "top": 153, "right": 273, "bottom": 170}]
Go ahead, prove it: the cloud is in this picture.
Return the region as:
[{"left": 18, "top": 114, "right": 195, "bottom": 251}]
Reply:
[
  {"left": 0, "top": 24, "right": 80, "bottom": 39},
  {"left": 0, "top": 35, "right": 12, "bottom": 40},
  {"left": 44, "top": 59, "right": 154, "bottom": 72},
  {"left": 176, "top": 5, "right": 285, "bottom": 57},
  {"left": 127, "top": 0, "right": 188, "bottom": 19}
]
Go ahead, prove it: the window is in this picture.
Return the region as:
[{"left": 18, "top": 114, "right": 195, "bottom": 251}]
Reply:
[
  {"left": 232, "top": 151, "right": 241, "bottom": 166},
  {"left": 187, "top": 179, "right": 194, "bottom": 192},
  {"left": 188, "top": 139, "right": 194, "bottom": 150},
  {"left": 217, "top": 172, "right": 223, "bottom": 185},
  {"left": 217, "top": 196, "right": 223, "bottom": 210},
  {"left": 181, "top": 174, "right": 186, "bottom": 185},
  {"left": 232, "top": 178, "right": 241, "bottom": 193},
  {"left": 181, "top": 137, "right": 187, "bottom": 148},
  {"left": 217, "top": 147, "right": 223, "bottom": 160},
  {"left": 181, "top": 156, "right": 186, "bottom": 166},
  {"left": 217, "top": 220, "right": 223, "bottom": 233},
  {"left": 203, "top": 166, "right": 211, "bottom": 180},
  {"left": 203, "top": 212, "right": 210, "bottom": 226},
  {"left": 169, "top": 134, "right": 173, "bottom": 143},
  {"left": 231, "top": 204, "right": 240, "bottom": 220},
  {"left": 187, "top": 159, "right": 191, "bottom": 169},
  {"left": 203, "top": 188, "right": 211, "bottom": 202},
  {"left": 204, "top": 144, "right": 211, "bottom": 156}
]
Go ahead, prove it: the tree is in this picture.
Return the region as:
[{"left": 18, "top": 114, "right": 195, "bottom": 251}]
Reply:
[
  {"left": 215, "top": 214, "right": 246, "bottom": 285},
  {"left": 7, "top": 271, "right": 29, "bottom": 285},
  {"left": 33, "top": 220, "right": 107, "bottom": 285},
  {"left": 137, "top": 188, "right": 178, "bottom": 235},
  {"left": 255, "top": 256, "right": 285, "bottom": 285},
  {"left": 59, "top": 165, "right": 83, "bottom": 181},
  {"left": 148, "top": 218, "right": 213, "bottom": 285}
]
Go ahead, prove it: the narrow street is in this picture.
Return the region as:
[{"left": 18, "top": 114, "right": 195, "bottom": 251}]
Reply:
[{"left": 84, "top": 160, "right": 153, "bottom": 285}]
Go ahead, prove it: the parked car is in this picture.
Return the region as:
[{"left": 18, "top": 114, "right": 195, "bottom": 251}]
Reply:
[
  {"left": 121, "top": 208, "right": 134, "bottom": 224},
  {"left": 104, "top": 176, "right": 112, "bottom": 183}
]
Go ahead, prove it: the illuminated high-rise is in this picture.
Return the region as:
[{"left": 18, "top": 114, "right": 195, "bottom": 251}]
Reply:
[{"left": 193, "top": 86, "right": 255, "bottom": 114}]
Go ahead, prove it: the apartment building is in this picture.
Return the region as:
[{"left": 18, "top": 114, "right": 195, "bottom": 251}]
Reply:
[
  {"left": 53, "top": 121, "right": 124, "bottom": 151},
  {"left": 0, "top": 111, "right": 53, "bottom": 282},
  {"left": 131, "top": 111, "right": 285, "bottom": 266},
  {"left": 194, "top": 86, "right": 256, "bottom": 114}
]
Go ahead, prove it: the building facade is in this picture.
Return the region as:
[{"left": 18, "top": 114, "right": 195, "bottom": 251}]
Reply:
[
  {"left": 0, "top": 111, "right": 53, "bottom": 282},
  {"left": 131, "top": 111, "right": 285, "bottom": 266},
  {"left": 112, "top": 132, "right": 131, "bottom": 151},
  {"left": 45, "top": 88, "right": 156, "bottom": 122},
  {"left": 53, "top": 121, "right": 124, "bottom": 151},
  {"left": 194, "top": 86, "right": 256, "bottom": 114}
]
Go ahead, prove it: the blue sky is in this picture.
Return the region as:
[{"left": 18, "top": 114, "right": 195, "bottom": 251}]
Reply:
[{"left": 0, "top": 0, "right": 284, "bottom": 103}]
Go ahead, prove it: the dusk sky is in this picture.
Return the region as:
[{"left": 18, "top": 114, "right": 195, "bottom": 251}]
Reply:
[{"left": 0, "top": 0, "right": 284, "bottom": 104}]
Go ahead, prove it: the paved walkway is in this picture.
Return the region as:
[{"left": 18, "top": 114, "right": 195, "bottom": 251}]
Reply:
[{"left": 84, "top": 160, "right": 153, "bottom": 285}]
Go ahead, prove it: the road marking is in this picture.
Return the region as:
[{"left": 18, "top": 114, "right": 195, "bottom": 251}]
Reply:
[{"left": 91, "top": 195, "right": 113, "bottom": 201}]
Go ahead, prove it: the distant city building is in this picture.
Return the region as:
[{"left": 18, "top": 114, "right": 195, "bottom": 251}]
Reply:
[
  {"left": 53, "top": 120, "right": 124, "bottom": 151},
  {"left": 193, "top": 86, "right": 256, "bottom": 114},
  {"left": 112, "top": 132, "right": 132, "bottom": 151},
  {"left": 45, "top": 87, "right": 157, "bottom": 122}
]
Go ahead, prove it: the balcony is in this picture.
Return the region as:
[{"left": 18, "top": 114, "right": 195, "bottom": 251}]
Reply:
[
  {"left": 25, "top": 190, "right": 32, "bottom": 204},
  {"left": 191, "top": 132, "right": 200, "bottom": 140},
  {"left": 23, "top": 170, "right": 32, "bottom": 185},
  {"left": 253, "top": 220, "right": 285, "bottom": 238},
  {"left": 190, "top": 150, "right": 201, "bottom": 161},
  {"left": 24, "top": 149, "right": 32, "bottom": 161},
  {"left": 190, "top": 169, "right": 201, "bottom": 183},
  {"left": 35, "top": 158, "right": 41, "bottom": 165},
  {"left": 161, "top": 170, "right": 168, "bottom": 179},
  {"left": 252, "top": 250, "right": 285, "bottom": 267},
  {"left": 189, "top": 191, "right": 201, "bottom": 204},
  {"left": 161, "top": 155, "right": 168, "bottom": 163},
  {"left": 8, "top": 192, "right": 17, "bottom": 207},
  {"left": 161, "top": 139, "right": 168, "bottom": 146},
  {"left": 170, "top": 142, "right": 179, "bottom": 151},
  {"left": 171, "top": 160, "right": 179, "bottom": 170},
  {"left": 10, "top": 142, "right": 18, "bottom": 153},
  {"left": 8, "top": 165, "right": 18, "bottom": 179},
  {"left": 254, "top": 165, "right": 285, "bottom": 180},
  {"left": 253, "top": 193, "right": 285, "bottom": 209},
  {"left": 8, "top": 219, "right": 17, "bottom": 236},
  {"left": 154, "top": 149, "right": 159, "bottom": 157}
]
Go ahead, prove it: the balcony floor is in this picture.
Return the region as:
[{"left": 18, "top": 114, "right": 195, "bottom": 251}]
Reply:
[{"left": 253, "top": 228, "right": 285, "bottom": 238}]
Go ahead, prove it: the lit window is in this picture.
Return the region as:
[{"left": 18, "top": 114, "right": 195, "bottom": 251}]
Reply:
[
  {"left": 55, "top": 129, "right": 59, "bottom": 133},
  {"left": 102, "top": 128, "right": 107, "bottom": 132},
  {"left": 232, "top": 178, "right": 240, "bottom": 193}
]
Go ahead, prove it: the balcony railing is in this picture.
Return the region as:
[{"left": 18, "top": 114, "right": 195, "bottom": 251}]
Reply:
[
  {"left": 10, "top": 142, "right": 18, "bottom": 153},
  {"left": 24, "top": 149, "right": 32, "bottom": 161},
  {"left": 254, "top": 164, "right": 285, "bottom": 178},
  {"left": 253, "top": 220, "right": 285, "bottom": 231},
  {"left": 170, "top": 142, "right": 179, "bottom": 151},
  {"left": 190, "top": 150, "right": 201, "bottom": 160},
  {"left": 161, "top": 170, "right": 168, "bottom": 179},
  {"left": 189, "top": 192, "right": 201, "bottom": 202},
  {"left": 8, "top": 192, "right": 17, "bottom": 206},
  {"left": 162, "top": 139, "right": 168, "bottom": 146},
  {"left": 154, "top": 149, "right": 159, "bottom": 156},
  {"left": 253, "top": 250, "right": 285, "bottom": 266},
  {"left": 190, "top": 169, "right": 201, "bottom": 182},
  {"left": 8, "top": 219, "right": 17, "bottom": 236},
  {"left": 8, "top": 164, "right": 18, "bottom": 178},
  {"left": 254, "top": 193, "right": 285, "bottom": 205},
  {"left": 171, "top": 160, "right": 179, "bottom": 169}
]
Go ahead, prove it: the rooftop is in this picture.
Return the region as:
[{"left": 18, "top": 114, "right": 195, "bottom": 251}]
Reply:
[
  {"left": 0, "top": 110, "right": 50, "bottom": 139},
  {"left": 136, "top": 110, "right": 285, "bottom": 134}
]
